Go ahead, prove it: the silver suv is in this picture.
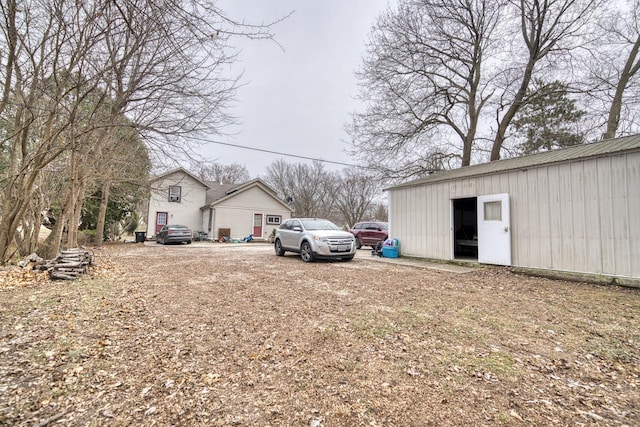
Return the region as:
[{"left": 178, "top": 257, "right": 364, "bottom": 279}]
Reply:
[{"left": 274, "top": 218, "right": 356, "bottom": 262}]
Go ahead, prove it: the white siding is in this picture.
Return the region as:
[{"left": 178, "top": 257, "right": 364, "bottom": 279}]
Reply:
[
  {"left": 146, "top": 172, "right": 208, "bottom": 237},
  {"left": 628, "top": 154, "right": 640, "bottom": 274},
  {"left": 201, "top": 210, "right": 209, "bottom": 235},
  {"left": 571, "top": 162, "right": 588, "bottom": 272},
  {"left": 611, "top": 155, "right": 631, "bottom": 275},
  {"left": 388, "top": 150, "right": 640, "bottom": 279},
  {"left": 212, "top": 186, "right": 292, "bottom": 240}
]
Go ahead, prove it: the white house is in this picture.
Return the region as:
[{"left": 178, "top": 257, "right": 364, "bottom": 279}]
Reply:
[
  {"left": 386, "top": 135, "right": 640, "bottom": 284},
  {"left": 201, "top": 178, "right": 293, "bottom": 241},
  {"left": 146, "top": 168, "right": 293, "bottom": 241},
  {"left": 146, "top": 168, "right": 209, "bottom": 238}
]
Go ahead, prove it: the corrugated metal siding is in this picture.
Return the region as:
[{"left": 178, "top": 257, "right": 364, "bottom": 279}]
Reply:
[
  {"left": 628, "top": 154, "right": 640, "bottom": 275},
  {"left": 389, "top": 150, "right": 640, "bottom": 279},
  {"left": 389, "top": 135, "right": 640, "bottom": 189},
  {"left": 571, "top": 163, "right": 587, "bottom": 272}
]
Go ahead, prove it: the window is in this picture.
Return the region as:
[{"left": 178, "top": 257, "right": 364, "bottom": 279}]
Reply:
[
  {"left": 266, "top": 215, "right": 281, "bottom": 225},
  {"left": 156, "top": 212, "right": 168, "bottom": 227},
  {"left": 484, "top": 201, "right": 502, "bottom": 221},
  {"left": 279, "top": 220, "right": 291, "bottom": 230},
  {"left": 169, "top": 186, "right": 181, "bottom": 202}
]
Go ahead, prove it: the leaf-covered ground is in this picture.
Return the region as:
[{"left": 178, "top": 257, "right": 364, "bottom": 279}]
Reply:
[{"left": 1, "top": 243, "right": 639, "bottom": 426}]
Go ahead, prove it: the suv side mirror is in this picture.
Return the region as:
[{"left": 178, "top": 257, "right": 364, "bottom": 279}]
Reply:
[{"left": 293, "top": 226, "right": 302, "bottom": 232}]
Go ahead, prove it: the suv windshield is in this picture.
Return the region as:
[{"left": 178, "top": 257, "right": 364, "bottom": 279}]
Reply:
[{"left": 301, "top": 219, "right": 341, "bottom": 231}]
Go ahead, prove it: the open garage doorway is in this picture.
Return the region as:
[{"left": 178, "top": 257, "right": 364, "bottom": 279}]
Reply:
[{"left": 452, "top": 197, "right": 478, "bottom": 260}]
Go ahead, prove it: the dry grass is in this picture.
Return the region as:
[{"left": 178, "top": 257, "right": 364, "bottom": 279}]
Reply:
[{"left": 1, "top": 243, "right": 638, "bottom": 426}]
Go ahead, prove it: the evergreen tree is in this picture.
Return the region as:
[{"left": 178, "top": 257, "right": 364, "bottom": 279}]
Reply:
[{"left": 512, "top": 80, "right": 586, "bottom": 155}]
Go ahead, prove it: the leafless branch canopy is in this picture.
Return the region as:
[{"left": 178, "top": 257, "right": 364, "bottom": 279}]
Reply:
[
  {"left": 0, "top": 0, "right": 279, "bottom": 263},
  {"left": 348, "top": 0, "right": 616, "bottom": 177}
]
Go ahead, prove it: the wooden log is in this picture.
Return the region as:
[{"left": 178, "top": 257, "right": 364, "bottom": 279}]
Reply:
[
  {"left": 54, "top": 268, "right": 83, "bottom": 274},
  {"left": 50, "top": 271, "right": 79, "bottom": 280},
  {"left": 61, "top": 247, "right": 87, "bottom": 253},
  {"left": 53, "top": 262, "right": 84, "bottom": 268},
  {"left": 45, "top": 248, "right": 94, "bottom": 280}
]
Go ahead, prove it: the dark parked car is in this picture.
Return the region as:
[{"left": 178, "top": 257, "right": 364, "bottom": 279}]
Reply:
[
  {"left": 155, "top": 224, "right": 192, "bottom": 245},
  {"left": 350, "top": 221, "right": 388, "bottom": 249}
]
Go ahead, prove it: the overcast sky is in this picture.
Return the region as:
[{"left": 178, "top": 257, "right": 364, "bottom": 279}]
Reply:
[{"left": 202, "top": 0, "right": 393, "bottom": 178}]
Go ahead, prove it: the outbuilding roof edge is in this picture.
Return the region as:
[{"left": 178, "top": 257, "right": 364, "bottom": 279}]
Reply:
[{"left": 386, "top": 134, "right": 640, "bottom": 191}]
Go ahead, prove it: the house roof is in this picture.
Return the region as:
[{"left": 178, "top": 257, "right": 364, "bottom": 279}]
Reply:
[
  {"left": 387, "top": 134, "right": 640, "bottom": 191},
  {"left": 204, "top": 182, "right": 239, "bottom": 205},
  {"left": 202, "top": 178, "right": 294, "bottom": 212},
  {"left": 151, "top": 167, "right": 211, "bottom": 189}
]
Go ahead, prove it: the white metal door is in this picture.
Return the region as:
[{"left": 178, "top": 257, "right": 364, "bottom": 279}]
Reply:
[{"left": 477, "top": 193, "right": 511, "bottom": 265}]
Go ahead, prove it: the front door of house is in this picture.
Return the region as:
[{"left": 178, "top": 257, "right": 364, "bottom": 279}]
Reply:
[
  {"left": 477, "top": 194, "right": 511, "bottom": 266},
  {"left": 253, "top": 214, "right": 263, "bottom": 238},
  {"left": 156, "top": 212, "right": 168, "bottom": 234}
]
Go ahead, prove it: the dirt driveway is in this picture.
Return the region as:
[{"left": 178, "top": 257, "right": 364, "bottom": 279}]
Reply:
[{"left": 1, "top": 242, "right": 639, "bottom": 426}]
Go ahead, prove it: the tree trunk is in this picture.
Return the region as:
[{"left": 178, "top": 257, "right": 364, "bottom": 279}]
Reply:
[
  {"left": 67, "top": 173, "right": 88, "bottom": 249},
  {"left": 603, "top": 35, "right": 640, "bottom": 140},
  {"left": 0, "top": 203, "right": 24, "bottom": 263},
  {"left": 16, "top": 211, "right": 41, "bottom": 257},
  {"left": 462, "top": 136, "right": 473, "bottom": 167},
  {"left": 67, "top": 149, "right": 79, "bottom": 247},
  {"left": 38, "top": 170, "right": 73, "bottom": 259},
  {"left": 492, "top": 58, "right": 536, "bottom": 161},
  {"left": 40, "top": 210, "right": 68, "bottom": 260},
  {"left": 0, "top": 84, "right": 65, "bottom": 263},
  {"left": 95, "top": 180, "right": 111, "bottom": 246},
  {"left": 0, "top": 169, "right": 41, "bottom": 263},
  {"left": 67, "top": 184, "right": 86, "bottom": 248},
  {"left": 0, "top": 0, "right": 17, "bottom": 117}
]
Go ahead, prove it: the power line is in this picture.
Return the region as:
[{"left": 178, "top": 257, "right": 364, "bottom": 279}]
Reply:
[{"left": 192, "top": 136, "right": 363, "bottom": 168}]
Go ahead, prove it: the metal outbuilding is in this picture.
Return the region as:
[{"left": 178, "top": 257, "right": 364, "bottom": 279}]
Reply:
[{"left": 386, "top": 134, "right": 640, "bottom": 283}]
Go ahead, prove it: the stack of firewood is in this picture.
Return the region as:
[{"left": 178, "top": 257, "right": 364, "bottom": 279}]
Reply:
[
  {"left": 18, "top": 247, "right": 94, "bottom": 280},
  {"left": 48, "top": 248, "right": 94, "bottom": 280}
]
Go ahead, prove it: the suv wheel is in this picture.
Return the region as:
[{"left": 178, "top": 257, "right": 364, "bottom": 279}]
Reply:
[
  {"left": 274, "top": 239, "right": 285, "bottom": 256},
  {"left": 300, "top": 241, "right": 315, "bottom": 262},
  {"left": 355, "top": 237, "right": 362, "bottom": 249}
]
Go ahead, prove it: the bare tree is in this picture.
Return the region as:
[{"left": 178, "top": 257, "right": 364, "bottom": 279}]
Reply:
[
  {"left": 30, "top": 97, "right": 150, "bottom": 256},
  {"left": 93, "top": 125, "right": 150, "bottom": 245},
  {"left": 194, "top": 161, "right": 250, "bottom": 184},
  {"left": 13, "top": 170, "right": 58, "bottom": 257},
  {"left": 264, "top": 160, "right": 338, "bottom": 220},
  {"left": 264, "top": 160, "right": 386, "bottom": 227},
  {"left": 588, "top": 0, "right": 640, "bottom": 139},
  {"left": 369, "top": 201, "right": 389, "bottom": 222},
  {"left": 98, "top": 1, "right": 239, "bottom": 161},
  {"left": 349, "top": 0, "right": 504, "bottom": 176},
  {"left": 0, "top": 1, "right": 108, "bottom": 262},
  {"left": 334, "top": 170, "right": 381, "bottom": 227},
  {"left": 490, "top": 0, "right": 600, "bottom": 160},
  {"left": 0, "top": 0, "right": 276, "bottom": 263},
  {"left": 350, "top": 0, "right": 602, "bottom": 176}
]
